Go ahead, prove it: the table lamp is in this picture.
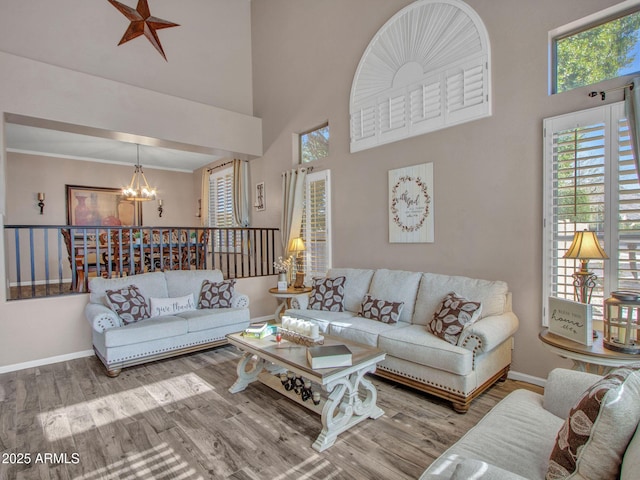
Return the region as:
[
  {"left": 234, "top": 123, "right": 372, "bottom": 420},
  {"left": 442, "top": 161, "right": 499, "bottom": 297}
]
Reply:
[
  {"left": 563, "top": 229, "right": 609, "bottom": 303},
  {"left": 288, "top": 237, "right": 306, "bottom": 288}
]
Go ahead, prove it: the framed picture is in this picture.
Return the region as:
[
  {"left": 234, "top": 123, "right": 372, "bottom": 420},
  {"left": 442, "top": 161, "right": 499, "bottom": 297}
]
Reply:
[
  {"left": 255, "top": 182, "right": 265, "bottom": 211},
  {"left": 548, "top": 296, "right": 593, "bottom": 346},
  {"left": 66, "top": 185, "right": 142, "bottom": 226},
  {"left": 389, "top": 163, "right": 434, "bottom": 243}
]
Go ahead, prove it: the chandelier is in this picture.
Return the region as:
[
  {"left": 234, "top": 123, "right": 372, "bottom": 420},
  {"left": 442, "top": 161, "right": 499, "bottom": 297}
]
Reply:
[{"left": 122, "top": 144, "right": 157, "bottom": 201}]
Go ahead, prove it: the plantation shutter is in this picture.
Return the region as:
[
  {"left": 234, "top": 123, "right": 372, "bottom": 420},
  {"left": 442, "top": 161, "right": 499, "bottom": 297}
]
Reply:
[
  {"left": 301, "top": 170, "right": 331, "bottom": 279},
  {"left": 543, "top": 102, "right": 640, "bottom": 323},
  {"left": 209, "top": 167, "right": 235, "bottom": 250}
]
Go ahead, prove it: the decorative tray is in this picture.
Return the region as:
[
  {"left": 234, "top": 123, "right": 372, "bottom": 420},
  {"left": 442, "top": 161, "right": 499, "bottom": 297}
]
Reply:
[{"left": 278, "top": 328, "right": 324, "bottom": 346}]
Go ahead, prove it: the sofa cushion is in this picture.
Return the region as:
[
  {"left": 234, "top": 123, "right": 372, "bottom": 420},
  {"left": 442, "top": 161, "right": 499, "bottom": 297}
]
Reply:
[
  {"left": 422, "top": 389, "right": 563, "bottom": 480},
  {"left": 89, "top": 271, "right": 168, "bottom": 306},
  {"left": 309, "top": 276, "right": 345, "bottom": 311},
  {"left": 150, "top": 294, "right": 195, "bottom": 318},
  {"left": 621, "top": 424, "right": 640, "bottom": 480},
  {"left": 198, "top": 279, "right": 236, "bottom": 309},
  {"left": 105, "top": 284, "right": 151, "bottom": 324},
  {"left": 359, "top": 294, "right": 403, "bottom": 324},
  {"left": 327, "top": 268, "right": 375, "bottom": 313},
  {"left": 104, "top": 316, "right": 188, "bottom": 347},
  {"left": 368, "top": 269, "right": 422, "bottom": 323},
  {"left": 328, "top": 316, "right": 397, "bottom": 347},
  {"left": 427, "top": 292, "right": 482, "bottom": 345},
  {"left": 413, "top": 273, "right": 508, "bottom": 325},
  {"left": 164, "top": 269, "right": 224, "bottom": 299},
  {"left": 547, "top": 366, "right": 640, "bottom": 480},
  {"left": 178, "top": 307, "right": 250, "bottom": 333},
  {"left": 378, "top": 325, "right": 473, "bottom": 375}
]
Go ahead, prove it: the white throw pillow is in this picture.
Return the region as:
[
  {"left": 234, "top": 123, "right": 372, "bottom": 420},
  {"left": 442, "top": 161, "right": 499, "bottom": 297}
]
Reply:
[{"left": 149, "top": 294, "right": 195, "bottom": 317}]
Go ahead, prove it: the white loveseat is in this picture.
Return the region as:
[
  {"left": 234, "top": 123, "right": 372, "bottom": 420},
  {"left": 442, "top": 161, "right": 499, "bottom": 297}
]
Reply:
[
  {"left": 86, "top": 269, "right": 250, "bottom": 377},
  {"left": 287, "top": 268, "right": 518, "bottom": 412},
  {"left": 420, "top": 368, "right": 640, "bottom": 479}
]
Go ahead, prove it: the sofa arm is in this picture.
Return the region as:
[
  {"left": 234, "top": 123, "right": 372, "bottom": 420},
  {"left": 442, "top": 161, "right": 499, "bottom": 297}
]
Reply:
[
  {"left": 290, "top": 293, "right": 310, "bottom": 310},
  {"left": 85, "top": 303, "right": 122, "bottom": 333},
  {"left": 543, "top": 368, "right": 601, "bottom": 419},
  {"left": 232, "top": 292, "right": 250, "bottom": 309},
  {"left": 458, "top": 311, "right": 519, "bottom": 354}
]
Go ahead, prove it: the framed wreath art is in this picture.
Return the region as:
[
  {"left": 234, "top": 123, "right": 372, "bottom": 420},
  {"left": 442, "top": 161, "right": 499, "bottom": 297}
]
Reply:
[{"left": 388, "top": 163, "right": 434, "bottom": 243}]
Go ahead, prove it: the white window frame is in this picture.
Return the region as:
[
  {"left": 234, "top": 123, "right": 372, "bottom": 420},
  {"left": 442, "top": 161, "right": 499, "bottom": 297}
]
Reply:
[
  {"left": 542, "top": 101, "right": 640, "bottom": 324},
  {"left": 300, "top": 169, "right": 332, "bottom": 279}
]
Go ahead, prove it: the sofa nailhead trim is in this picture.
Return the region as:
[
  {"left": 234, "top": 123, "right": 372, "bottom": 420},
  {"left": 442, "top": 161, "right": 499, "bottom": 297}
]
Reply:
[
  {"left": 460, "top": 334, "right": 483, "bottom": 369},
  {"left": 108, "top": 336, "right": 225, "bottom": 364},
  {"left": 378, "top": 365, "right": 465, "bottom": 395}
]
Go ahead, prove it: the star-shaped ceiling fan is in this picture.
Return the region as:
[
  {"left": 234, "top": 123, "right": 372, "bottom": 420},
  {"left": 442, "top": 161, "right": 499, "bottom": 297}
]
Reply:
[{"left": 107, "top": 0, "right": 179, "bottom": 61}]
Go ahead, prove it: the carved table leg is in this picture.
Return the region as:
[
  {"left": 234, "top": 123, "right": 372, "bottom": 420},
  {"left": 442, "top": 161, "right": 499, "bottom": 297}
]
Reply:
[
  {"left": 312, "top": 364, "right": 383, "bottom": 452},
  {"left": 229, "top": 352, "right": 285, "bottom": 393},
  {"left": 229, "top": 352, "right": 268, "bottom": 393}
]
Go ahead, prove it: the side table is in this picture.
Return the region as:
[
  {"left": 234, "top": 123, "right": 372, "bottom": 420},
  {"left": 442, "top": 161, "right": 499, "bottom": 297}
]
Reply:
[
  {"left": 268, "top": 286, "right": 312, "bottom": 319},
  {"left": 539, "top": 328, "right": 640, "bottom": 375}
]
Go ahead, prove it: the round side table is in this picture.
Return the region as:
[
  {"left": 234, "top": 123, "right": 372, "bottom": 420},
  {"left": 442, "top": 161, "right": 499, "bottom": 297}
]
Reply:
[
  {"left": 268, "top": 286, "right": 312, "bottom": 319},
  {"left": 539, "top": 328, "right": 640, "bottom": 375}
]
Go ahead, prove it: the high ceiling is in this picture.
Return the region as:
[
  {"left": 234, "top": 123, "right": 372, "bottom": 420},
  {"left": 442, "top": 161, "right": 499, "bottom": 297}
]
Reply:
[{"left": 4, "top": 118, "right": 222, "bottom": 173}]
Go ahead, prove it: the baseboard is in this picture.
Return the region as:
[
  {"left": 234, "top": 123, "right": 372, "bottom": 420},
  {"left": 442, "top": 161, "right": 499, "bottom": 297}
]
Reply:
[
  {"left": 508, "top": 370, "right": 546, "bottom": 388},
  {"left": 0, "top": 315, "right": 277, "bottom": 374},
  {"left": 0, "top": 349, "right": 94, "bottom": 374}
]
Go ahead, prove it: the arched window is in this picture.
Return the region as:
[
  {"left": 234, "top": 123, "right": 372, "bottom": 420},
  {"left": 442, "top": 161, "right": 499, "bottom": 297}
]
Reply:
[{"left": 350, "top": 0, "right": 491, "bottom": 152}]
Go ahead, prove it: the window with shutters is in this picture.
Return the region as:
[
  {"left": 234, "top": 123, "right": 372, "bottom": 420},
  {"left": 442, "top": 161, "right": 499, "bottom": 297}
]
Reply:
[
  {"left": 543, "top": 102, "right": 640, "bottom": 323},
  {"left": 208, "top": 167, "right": 237, "bottom": 251},
  {"left": 300, "top": 170, "right": 331, "bottom": 279},
  {"left": 349, "top": 0, "right": 491, "bottom": 153}
]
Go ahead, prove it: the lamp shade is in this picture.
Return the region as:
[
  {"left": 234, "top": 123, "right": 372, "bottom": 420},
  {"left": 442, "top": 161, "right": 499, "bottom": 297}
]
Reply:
[
  {"left": 288, "top": 237, "right": 306, "bottom": 253},
  {"left": 563, "top": 230, "right": 609, "bottom": 260}
]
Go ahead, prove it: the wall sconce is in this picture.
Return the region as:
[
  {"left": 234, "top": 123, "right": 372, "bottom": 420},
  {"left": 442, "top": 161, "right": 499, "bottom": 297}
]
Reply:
[
  {"left": 196, "top": 198, "right": 201, "bottom": 218},
  {"left": 157, "top": 199, "right": 163, "bottom": 217},
  {"left": 37, "top": 192, "right": 45, "bottom": 215}
]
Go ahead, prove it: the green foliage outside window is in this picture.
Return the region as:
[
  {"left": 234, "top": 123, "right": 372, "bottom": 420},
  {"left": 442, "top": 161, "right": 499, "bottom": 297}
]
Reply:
[
  {"left": 555, "top": 11, "right": 640, "bottom": 93},
  {"left": 300, "top": 124, "right": 329, "bottom": 163}
]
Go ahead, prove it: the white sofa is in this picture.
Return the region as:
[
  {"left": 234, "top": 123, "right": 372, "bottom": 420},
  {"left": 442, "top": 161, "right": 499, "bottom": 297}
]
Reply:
[
  {"left": 86, "top": 269, "right": 250, "bottom": 377},
  {"left": 420, "top": 368, "right": 640, "bottom": 479},
  {"left": 287, "top": 268, "right": 518, "bottom": 412}
]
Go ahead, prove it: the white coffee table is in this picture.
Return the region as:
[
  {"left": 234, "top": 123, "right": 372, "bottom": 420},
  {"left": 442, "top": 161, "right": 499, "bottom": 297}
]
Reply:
[{"left": 227, "top": 329, "right": 386, "bottom": 452}]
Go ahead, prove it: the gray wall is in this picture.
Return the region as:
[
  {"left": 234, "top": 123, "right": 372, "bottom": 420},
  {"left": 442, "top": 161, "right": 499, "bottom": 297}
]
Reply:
[{"left": 250, "top": 0, "right": 627, "bottom": 379}]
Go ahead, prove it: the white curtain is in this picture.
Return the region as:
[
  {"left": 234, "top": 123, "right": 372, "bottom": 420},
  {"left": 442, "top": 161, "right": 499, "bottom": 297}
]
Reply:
[
  {"left": 200, "top": 169, "right": 209, "bottom": 227},
  {"left": 233, "top": 159, "right": 250, "bottom": 227},
  {"left": 281, "top": 167, "right": 307, "bottom": 255},
  {"left": 625, "top": 77, "right": 640, "bottom": 182}
]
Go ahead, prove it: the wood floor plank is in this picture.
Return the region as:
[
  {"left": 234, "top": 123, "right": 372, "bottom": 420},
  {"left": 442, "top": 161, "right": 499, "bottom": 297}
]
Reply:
[{"left": 0, "top": 345, "right": 543, "bottom": 480}]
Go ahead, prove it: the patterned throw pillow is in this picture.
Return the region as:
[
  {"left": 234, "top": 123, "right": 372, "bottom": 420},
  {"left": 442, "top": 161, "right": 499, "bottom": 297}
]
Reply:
[
  {"left": 105, "top": 284, "right": 151, "bottom": 325},
  {"left": 198, "top": 279, "right": 236, "bottom": 309},
  {"left": 546, "top": 366, "right": 640, "bottom": 480},
  {"left": 427, "top": 292, "right": 482, "bottom": 345},
  {"left": 309, "top": 276, "right": 346, "bottom": 312},
  {"left": 359, "top": 294, "right": 404, "bottom": 324}
]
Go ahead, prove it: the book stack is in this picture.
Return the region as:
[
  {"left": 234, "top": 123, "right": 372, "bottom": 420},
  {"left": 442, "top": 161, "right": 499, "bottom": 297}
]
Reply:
[
  {"left": 306, "top": 344, "right": 353, "bottom": 369},
  {"left": 244, "top": 323, "right": 274, "bottom": 339}
]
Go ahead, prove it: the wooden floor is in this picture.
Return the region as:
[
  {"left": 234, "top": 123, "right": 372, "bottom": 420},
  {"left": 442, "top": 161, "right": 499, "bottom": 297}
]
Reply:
[{"left": 0, "top": 346, "right": 542, "bottom": 480}]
